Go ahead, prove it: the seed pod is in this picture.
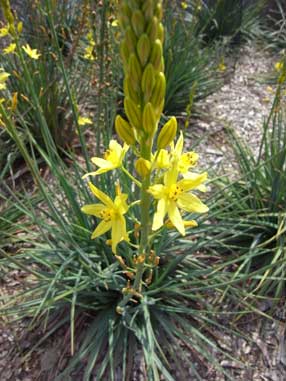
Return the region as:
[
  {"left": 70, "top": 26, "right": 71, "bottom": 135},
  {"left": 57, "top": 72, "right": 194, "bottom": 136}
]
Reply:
[
  {"left": 141, "top": 63, "right": 155, "bottom": 101},
  {"left": 131, "top": 9, "right": 145, "bottom": 37},
  {"left": 124, "top": 75, "right": 141, "bottom": 105},
  {"left": 124, "top": 97, "right": 142, "bottom": 130},
  {"left": 115, "top": 115, "right": 136, "bottom": 145},
  {"left": 142, "top": 102, "right": 157, "bottom": 135},
  {"left": 128, "top": 53, "right": 142, "bottom": 91},
  {"left": 137, "top": 34, "right": 151, "bottom": 67},
  {"left": 135, "top": 158, "right": 151, "bottom": 178},
  {"left": 150, "top": 72, "right": 166, "bottom": 110},
  {"left": 157, "top": 117, "right": 177, "bottom": 149},
  {"left": 125, "top": 26, "right": 137, "bottom": 53},
  {"left": 146, "top": 16, "right": 158, "bottom": 43}
]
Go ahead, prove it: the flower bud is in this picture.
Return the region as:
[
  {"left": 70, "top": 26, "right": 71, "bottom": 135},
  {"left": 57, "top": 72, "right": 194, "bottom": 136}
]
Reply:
[
  {"left": 124, "top": 97, "right": 142, "bottom": 130},
  {"left": 142, "top": 102, "right": 157, "bottom": 135},
  {"left": 135, "top": 158, "right": 151, "bottom": 178},
  {"left": 146, "top": 16, "right": 158, "bottom": 43},
  {"left": 150, "top": 39, "right": 163, "bottom": 71},
  {"left": 141, "top": 63, "right": 155, "bottom": 102},
  {"left": 115, "top": 115, "right": 136, "bottom": 145},
  {"left": 137, "top": 34, "right": 151, "bottom": 67},
  {"left": 124, "top": 75, "right": 141, "bottom": 105},
  {"left": 157, "top": 116, "right": 177, "bottom": 149},
  {"left": 155, "top": 2, "right": 163, "bottom": 20},
  {"left": 128, "top": 53, "right": 142, "bottom": 91},
  {"left": 157, "top": 22, "right": 164, "bottom": 43},
  {"left": 120, "top": 40, "right": 130, "bottom": 71},
  {"left": 142, "top": 0, "right": 154, "bottom": 21},
  {"left": 128, "top": 0, "right": 140, "bottom": 11},
  {"left": 150, "top": 72, "right": 166, "bottom": 110},
  {"left": 125, "top": 26, "right": 137, "bottom": 53},
  {"left": 131, "top": 9, "right": 145, "bottom": 37}
]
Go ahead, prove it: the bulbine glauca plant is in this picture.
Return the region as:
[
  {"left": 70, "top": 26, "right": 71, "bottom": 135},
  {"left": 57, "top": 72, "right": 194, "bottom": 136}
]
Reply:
[{"left": 81, "top": 0, "right": 209, "bottom": 311}]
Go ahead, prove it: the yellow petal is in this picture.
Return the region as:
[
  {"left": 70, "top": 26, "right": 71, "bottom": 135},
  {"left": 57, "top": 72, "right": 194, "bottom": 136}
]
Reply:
[
  {"left": 148, "top": 184, "right": 165, "bottom": 199},
  {"left": 179, "top": 172, "right": 207, "bottom": 191},
  {"left": 152, "top": 198, "right": 167, "bottom": 231},
  {"left": 78, "top": 116, "right": 92, "bottom": 125},
  {"left": 168, "top": 201, "right": 185, "bottom": 236},
  {"left": 81, "top": 203, "right": 106, "bottom": 217},
  {"left": 91, "top": 220, "right": 112, "bottom": 239},
  {"left": 111, "top": 215, "right": 128, "bottom": 253},
  {"left": 88, "top": 182, "right": 113, "bottom": 207},
  {"left": 177, "top": 193, "right": 209, "bottom": 213}
]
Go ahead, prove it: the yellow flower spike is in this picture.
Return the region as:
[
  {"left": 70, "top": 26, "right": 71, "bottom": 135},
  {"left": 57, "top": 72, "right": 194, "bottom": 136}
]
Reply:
[
  {"left": 81, "top": 182, "right": 129, "bottom": 254},
  {"left": 148, "top": 169, "right": 208, "bottom": 236},
  {"left": 82, "top": 140, "right": 129, "bottom": 178},
  {"left": 22, "top": 44, "right": 41, "bottom": 60},
  {"left": 157, "top": 116, "right": 177, "bottom": 149},
  {"left": 3, "top": 42, "right": 16, "bottom": 54}
]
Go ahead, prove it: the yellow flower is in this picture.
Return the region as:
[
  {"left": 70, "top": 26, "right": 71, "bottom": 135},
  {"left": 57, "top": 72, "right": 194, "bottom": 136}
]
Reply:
[
  {"left": 83, "top": 45, "right": 96, "bottom": 61},
  {"left": 111, "top": 19, "right": 119, "bottom": 27},
  {"left": 0, "top": 68, "right": 10, "bottom": 90},
  {"left": 181, "top": 1, "right": 188, "bottom": 9},
  {"left": 3, "top": 42, "right": 16, "bottom": 54},
  {"left": 275, "top": 61, "right": 284, "bottom": 72},
  {"left": 170, "top": 132, "right": 199, "bottom": 174},
  {"left": 78, "top": 116, "right": 92, "bottom": 126},
  {"left": 148, "top": 167, "right": 208, "bottom": 236},
  {"left": 22, "top": 44, "right": 41, "bottom": 60},
  {"left": 0, "top": 26, "right": 9, "bottom": 37},
  {"left": 81, "top": 182, "right": 129, "bottom": 253},
  {"left": 83, "top": 140, "right": 128, "bottom": 178}
]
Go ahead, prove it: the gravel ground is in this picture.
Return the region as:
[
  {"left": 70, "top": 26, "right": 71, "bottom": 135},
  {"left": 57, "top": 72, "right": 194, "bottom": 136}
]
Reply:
[{"left": 1, "top": 43, "right": 286, "bottom": 381}]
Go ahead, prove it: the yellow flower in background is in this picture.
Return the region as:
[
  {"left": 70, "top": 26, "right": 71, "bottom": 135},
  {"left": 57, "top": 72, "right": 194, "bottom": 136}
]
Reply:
[
  {"left": 181, "top": 1, "right": 188, "bottom": 9},
  {"left": 78, "top": 116, "right": 92, "bottom": 126},
  {"left": 0, "top": 68, "right": 10, "bottom": 90},
  {"left": 83, "top": 140, "right": 129, "bottom": 178},
  {"left": 275, "top": 61, "right": 284, "bottom": 72},
  {"left": 111, "top": 19, "right": 119, "bottom": 27},
  {"left": 83, "top": 45, "right": 96, "bottom": 61},
  {"left": 81, "top": 182, "right": 129, "bottom": 253},
  {"left": 22, "top": 44, "right": 41, "bottom": 60},
  {"left": 148, "top": 167, "right": 208, "bottom": 236},
  {"left": 0, "top": 25, "right": 9, "bottom": 37},
  {"left": 3, "top": 42, "right": 16, "bottom": 54}
]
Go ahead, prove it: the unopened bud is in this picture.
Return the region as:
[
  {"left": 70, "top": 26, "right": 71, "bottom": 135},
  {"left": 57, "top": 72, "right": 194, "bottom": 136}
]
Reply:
[
  {"left": 135, "top": 158, "right": 151, "bottom": 178},
  {"left": 124, "top": 75, "right": 141, "bottom": 105},
  {"left": 157, "top": 22, "right": 164, "bottom": 43},
  {"left": 150, "top": 39, "right": 163, "bottom": 71},
  {"left": 146, "top": 16, "right": 158, "bottom": 43},
  {"left": 128, "top": 53, "right": 142, "bottom": 91},
  {"left": 120, "top": 40, "right": 130, "bottom": 71},
  {"left": 124, "top": 97, "right": 142, "bottom": 130},
  {"left": 142, "top": 63, "right": 155, "bottom": 101},
  {"left": 155, "top": 2, "right": 163, "bottom": 20},
  {"left": 137, "top": 34, "right": 151, "bottom": 67},
  {"left": 115, "top": 115, "right": 136, "bottom": 145},
  {"left": 142, "top": 102, "right": 157, "bottom": 134},
  {"left": 125, "top": 26, "right": 137, "bottom": 53},
  {"left": 131, "top": 9, "right": 145, "bottom": 37},
  {"left": 157, "top": 116, "right": 177, "bottom": 149},
  {"left": 150, "top": 72, "right": 166, "bottom": 110},
  {"left": 142, "top": 0, "right": 154, "bottom": 21}
]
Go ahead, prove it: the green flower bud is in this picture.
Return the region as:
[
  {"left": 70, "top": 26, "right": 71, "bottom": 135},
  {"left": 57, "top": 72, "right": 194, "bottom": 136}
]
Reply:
[
  {"left": 120, "top": 40, "right": 130, "bottom": 71},
  {"left": 155, "top": 2, "right": 163, "bottom": 20},
  {"left": 131, "top": 9, "right": 145, "bottom": 37},
  {"left": 128, "top": 53, "right": 142, "bottom": 92},
  {"left": 150, "top": 72, "right": 166, "bottom": 110},
  {"left": 142, "top": 102, "right": 157, "bottom": 135},
  {"left": 150, "top": 39, "right": 163, "bottom": 71},
  {"left": 115, "top": 115, "right": 136, "bottom": 145},
  {"left": 125, "top": 26, "right": 137, "bottom": 53},
  {"left": 142, "top": 63, "right": 155, "bottom": 102},
  {"left": 135, "top": 158, "right": 151, "bottom": 178},
  {"left": 128, "top": 0, "right": 141, "bottom": 11},
  {"left": 157, "top": 22, "right": 164, "bottom": 43},
  {"left": 142, "top": 0, "right": 154, "bottom": 21},
  {"left": 137, "top": 34, "right": 151, "bottom": 67},
  {"left": 157, "top": 117, "right": 177, "bottom": 149},
  {"left": 124, "top": 75, "right": 141, "bottom": 105},
  {"left": 124, "top": 97, "right": 142, "bottom": 130},
  {"left": 146, "top": 16, "right": 158, "bottom": 43}
]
